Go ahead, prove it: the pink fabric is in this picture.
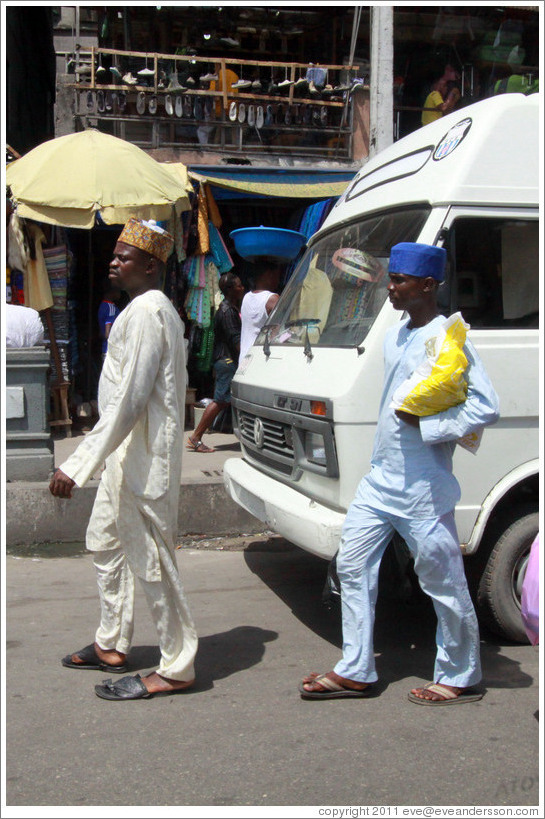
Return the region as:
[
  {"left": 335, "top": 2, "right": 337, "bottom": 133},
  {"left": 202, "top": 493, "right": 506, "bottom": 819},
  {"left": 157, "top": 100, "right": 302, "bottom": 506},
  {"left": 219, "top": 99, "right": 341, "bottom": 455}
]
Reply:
[{"left": 521, "top": 534, "right": 539, "bottom": 645}]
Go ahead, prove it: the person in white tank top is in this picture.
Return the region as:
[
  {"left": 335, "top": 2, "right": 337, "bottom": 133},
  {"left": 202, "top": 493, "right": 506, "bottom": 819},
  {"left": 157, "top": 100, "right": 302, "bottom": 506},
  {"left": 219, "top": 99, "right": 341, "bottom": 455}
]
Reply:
[{"left": 239, "top": 258, "right": 282, "bottom": 361}]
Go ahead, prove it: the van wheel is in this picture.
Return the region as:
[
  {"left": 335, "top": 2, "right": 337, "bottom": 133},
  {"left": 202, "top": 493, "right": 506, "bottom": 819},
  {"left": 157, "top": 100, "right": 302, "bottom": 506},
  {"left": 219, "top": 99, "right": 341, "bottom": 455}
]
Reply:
[{"left": 477, "top": 504, "right": 537, "bottom": 643}]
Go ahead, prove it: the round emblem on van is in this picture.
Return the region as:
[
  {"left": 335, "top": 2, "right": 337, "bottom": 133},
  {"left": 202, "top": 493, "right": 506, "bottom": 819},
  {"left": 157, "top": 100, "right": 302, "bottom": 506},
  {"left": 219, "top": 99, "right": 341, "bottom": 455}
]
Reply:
[
  {"left": 433, "top": 117, "right": 472, "bottom": 161},
  {"left": 253, "top": 417, "right": 265, "bottom": 448}
]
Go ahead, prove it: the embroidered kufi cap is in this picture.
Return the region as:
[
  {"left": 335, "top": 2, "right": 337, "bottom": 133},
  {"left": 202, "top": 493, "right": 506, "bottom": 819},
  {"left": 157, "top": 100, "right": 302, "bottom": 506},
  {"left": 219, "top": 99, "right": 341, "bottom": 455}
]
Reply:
[
  {"left": 118, "top": 217, "right": 174, "bottom": 263},
  {"left": 389, "top": 242, "right": 447, "bottom": 282}
]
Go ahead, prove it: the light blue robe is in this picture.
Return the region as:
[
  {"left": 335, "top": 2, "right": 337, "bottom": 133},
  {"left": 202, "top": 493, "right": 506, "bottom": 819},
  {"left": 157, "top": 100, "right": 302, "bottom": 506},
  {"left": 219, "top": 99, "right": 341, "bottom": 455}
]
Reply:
[{"left": 334, "top": 315, "right": 500, "bottom": 686}]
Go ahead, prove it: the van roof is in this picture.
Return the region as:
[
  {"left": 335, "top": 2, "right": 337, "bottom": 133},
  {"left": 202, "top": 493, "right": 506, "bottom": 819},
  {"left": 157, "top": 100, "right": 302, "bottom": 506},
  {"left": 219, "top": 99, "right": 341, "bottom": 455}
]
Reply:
[{"left": 320, "top": 93, "right": 540, "bottom": 232}]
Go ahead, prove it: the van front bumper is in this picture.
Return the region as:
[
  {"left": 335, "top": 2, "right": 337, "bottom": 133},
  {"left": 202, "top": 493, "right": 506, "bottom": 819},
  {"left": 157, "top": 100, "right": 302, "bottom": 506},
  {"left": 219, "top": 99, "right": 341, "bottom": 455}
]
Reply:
[{"left": 223, "top": 457, "right": 345, "bottom": 560}]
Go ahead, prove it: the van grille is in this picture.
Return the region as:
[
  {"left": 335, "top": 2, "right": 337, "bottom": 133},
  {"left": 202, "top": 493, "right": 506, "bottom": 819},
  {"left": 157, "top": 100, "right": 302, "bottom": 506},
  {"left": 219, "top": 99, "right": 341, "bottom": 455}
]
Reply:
[{"left": 238, "top": 410, "right": 294, "bottom": 469}]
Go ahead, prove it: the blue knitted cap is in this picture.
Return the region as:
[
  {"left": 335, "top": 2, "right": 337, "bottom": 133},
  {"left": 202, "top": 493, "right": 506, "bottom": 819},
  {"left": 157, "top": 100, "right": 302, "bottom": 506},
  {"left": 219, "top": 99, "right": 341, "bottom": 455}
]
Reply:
[{"left": 388, "top": 242, "right": 447, "bottom": 282}]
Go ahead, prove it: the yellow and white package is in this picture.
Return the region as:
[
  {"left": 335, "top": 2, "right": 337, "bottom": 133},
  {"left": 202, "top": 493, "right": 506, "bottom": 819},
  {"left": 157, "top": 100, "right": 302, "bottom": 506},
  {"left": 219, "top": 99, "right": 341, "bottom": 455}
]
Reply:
[{"left": 390, "top": 313, "right": 482, "bottom": 453}]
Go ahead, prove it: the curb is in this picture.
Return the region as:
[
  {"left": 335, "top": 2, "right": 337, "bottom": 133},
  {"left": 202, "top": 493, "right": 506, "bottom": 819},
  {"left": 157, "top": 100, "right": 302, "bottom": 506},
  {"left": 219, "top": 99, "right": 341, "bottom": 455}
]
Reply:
[{"left": 5, "top": 478, "right": 265, "bottom": 548}]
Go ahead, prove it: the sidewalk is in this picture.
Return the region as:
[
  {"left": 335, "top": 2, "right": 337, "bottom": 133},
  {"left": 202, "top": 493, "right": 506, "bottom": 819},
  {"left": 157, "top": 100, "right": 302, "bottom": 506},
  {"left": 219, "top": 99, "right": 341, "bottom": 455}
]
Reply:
[
  {"left": 53, "top": 428, "right": 241, "bottom": 483},
  {"left": 5, "top": 428, "right": 266, "bottom": 548}
]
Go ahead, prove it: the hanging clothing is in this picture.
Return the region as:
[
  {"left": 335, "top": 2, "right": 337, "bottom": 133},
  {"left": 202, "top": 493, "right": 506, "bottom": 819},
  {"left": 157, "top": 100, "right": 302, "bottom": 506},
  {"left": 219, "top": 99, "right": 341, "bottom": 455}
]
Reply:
[
  {"left": 196, "top": 184, "right": 210, "bottom": 256},
  {"left": 24, "top": 223, "right": 54, "bottom": 312},
  {"left": 204, "top": 183, "right": 222, "bottom": 228}
]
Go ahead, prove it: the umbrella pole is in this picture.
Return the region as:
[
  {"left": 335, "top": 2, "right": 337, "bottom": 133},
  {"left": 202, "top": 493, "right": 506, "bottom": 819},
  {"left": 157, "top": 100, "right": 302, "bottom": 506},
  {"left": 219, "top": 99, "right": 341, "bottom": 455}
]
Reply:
[
  {"left": 42, "top": 306, "right": 72, "bottom": 438},
  {"left": 86, "top": 230, "right": 94, "bottom": 400}
]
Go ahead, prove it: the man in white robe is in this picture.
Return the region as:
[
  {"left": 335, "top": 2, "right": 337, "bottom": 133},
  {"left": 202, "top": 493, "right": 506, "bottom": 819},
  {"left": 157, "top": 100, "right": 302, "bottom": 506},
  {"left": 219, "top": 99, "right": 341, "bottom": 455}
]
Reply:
[{"left": 50, "top": 217, "right": 198, "bottom": 700}]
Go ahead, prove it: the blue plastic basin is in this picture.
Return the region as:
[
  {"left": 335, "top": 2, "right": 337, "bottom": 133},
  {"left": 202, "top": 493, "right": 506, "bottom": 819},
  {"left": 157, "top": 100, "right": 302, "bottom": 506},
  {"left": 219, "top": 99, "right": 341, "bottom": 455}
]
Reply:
[{"left": 230, "top": 226, "right": 307, "bottom": 262}]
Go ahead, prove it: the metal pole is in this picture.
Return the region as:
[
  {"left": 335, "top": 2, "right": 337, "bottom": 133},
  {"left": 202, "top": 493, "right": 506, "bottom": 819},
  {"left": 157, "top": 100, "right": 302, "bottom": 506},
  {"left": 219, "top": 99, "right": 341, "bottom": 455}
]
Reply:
[
  {"left": 369, "top": 5, "right": 394, "bottom": 158},
  {"left": 86, "top": 231, "right": 94, "bottom": 400}
]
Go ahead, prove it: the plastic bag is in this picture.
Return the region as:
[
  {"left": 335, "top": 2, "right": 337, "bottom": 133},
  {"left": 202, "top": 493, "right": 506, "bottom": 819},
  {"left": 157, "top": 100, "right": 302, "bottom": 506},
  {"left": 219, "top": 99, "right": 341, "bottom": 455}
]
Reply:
[
  {"left": 391, "top": 312, "right": 469, "bottom": 416},
  {"left": 390, "top": 313, "right": 481, "bottom": 453},
  {"left": 521, "top": 534, "right": 539, "bottom": 646}
]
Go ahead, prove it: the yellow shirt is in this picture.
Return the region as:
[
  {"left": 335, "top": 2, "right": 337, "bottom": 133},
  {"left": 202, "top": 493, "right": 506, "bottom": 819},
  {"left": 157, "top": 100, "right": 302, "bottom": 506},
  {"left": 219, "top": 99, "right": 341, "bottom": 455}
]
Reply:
[{"left": 421, "top": 90, "right": 444, "bottom": 126}]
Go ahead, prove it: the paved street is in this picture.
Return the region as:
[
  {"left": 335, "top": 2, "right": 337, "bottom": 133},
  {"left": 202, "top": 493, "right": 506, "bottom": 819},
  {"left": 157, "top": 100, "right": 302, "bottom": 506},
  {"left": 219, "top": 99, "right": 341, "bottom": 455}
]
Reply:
[{"left": 4, "top": 539, "right": 540, "bottom": 813}]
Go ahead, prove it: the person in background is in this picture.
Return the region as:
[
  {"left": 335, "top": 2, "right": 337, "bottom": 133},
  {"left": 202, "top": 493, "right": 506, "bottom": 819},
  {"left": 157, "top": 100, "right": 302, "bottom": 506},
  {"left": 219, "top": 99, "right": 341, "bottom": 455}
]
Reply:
[
  {"left": 239, "top": 257, "right": 283, "bottom": 362},
  {"left": 97, "top": 282, "right": 121, "bottom": 362},
  {"left": 210, "top": 61, "right": 239, "bottom": 119},
  {"left": 5, "top": 302, "right": 44, "bottom": 347},
  {"left": 49, "top": 217, "right": 198, "bottom": 701},
  {"left": 300, "top": 242, "right": 499, "bottom": 705},
  {"left": 197, "top": 62, "right": 239, "bottom": 145},
  {"left": 186, "top": 271, "right": 244, "bottom": 453},
  {"left": 421, "top": 75, "right": 460, "bottom": 126}
]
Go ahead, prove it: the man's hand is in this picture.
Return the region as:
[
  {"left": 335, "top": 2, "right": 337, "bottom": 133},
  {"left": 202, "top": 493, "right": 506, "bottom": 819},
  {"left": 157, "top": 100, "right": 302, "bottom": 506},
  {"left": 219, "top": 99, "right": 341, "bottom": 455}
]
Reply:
[
  {"left": 49, "top": 469, "right": 76, "bottom": 499},
  {"left": 395, "top": 410, "right": 420, "bottom": 428}
]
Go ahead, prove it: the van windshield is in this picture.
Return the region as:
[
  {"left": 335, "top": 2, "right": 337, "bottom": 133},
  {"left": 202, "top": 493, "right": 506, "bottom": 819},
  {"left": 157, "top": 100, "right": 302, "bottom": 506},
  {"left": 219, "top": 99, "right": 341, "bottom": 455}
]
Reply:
[{"left": 256, "top": 207, "right": 430, "bottom": 349}]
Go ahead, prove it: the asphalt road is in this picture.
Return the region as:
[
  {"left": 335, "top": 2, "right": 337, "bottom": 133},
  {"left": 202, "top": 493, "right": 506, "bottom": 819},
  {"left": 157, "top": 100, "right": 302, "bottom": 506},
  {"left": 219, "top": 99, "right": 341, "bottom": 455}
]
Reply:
[{"left": 4, "top": 539, "right": 540, "bottom": 814}]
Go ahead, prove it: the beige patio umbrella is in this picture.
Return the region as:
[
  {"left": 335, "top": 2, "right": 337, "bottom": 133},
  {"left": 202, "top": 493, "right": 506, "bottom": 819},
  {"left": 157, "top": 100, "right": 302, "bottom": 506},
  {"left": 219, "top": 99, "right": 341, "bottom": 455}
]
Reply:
[{"left": 6, "top": 128, "right": 191, "bottom": 228}]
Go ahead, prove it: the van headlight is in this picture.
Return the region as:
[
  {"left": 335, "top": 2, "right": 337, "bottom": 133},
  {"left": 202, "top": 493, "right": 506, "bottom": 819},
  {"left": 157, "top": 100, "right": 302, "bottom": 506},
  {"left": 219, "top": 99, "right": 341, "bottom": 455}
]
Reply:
[{"left": 305, "top": 431, "right": 327, "bottom": 466}]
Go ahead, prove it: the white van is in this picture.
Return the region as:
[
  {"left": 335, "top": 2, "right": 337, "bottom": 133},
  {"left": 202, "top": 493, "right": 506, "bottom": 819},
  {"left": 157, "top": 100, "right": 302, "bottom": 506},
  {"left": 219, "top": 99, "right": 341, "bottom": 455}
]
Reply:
[{"left": 223, "top": 93, "right": 540, "bottom": 643}]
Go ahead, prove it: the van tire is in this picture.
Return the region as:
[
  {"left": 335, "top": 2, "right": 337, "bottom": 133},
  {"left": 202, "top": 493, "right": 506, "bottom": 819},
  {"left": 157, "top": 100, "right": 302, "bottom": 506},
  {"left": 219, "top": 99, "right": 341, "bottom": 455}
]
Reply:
[{"left": 476, "top": 504, "right": 537, "bottom": 643}]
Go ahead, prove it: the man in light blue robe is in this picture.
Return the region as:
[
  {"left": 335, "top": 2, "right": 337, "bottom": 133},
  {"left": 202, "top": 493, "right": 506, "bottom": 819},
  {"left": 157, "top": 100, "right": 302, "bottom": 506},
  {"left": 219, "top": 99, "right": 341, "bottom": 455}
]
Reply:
[{"left": 300, "top": 242, "right": 500, "bottom": 705}]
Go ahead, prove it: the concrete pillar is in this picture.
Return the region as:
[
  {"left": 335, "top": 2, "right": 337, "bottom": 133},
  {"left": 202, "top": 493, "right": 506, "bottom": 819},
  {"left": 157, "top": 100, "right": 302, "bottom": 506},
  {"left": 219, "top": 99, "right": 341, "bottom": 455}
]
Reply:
[
  {"left": 54, "top": 75, "right": 77, "bottom": 137},
  {"left": 369, "top": 5, "right": 393, "bottom": 158},
  {"left": 351, "top": 87, "right": 370, "bottom": 161}
]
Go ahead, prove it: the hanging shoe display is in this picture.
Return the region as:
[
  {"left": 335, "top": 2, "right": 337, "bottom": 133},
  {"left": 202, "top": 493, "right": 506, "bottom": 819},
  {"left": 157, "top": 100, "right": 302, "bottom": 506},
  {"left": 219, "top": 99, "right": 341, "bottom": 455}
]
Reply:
[
  {"left": 136, "top": 91, "right": 146, "bottom": 115},
  {"left": 138, "top": 56, "right": 155, "bottom": 78},
  {"left": 232, "top": 78, "right": 252, "bottom": 89},
  {"left": 194, "top": 97, "right": 203, "bottom": 119},
  {"left": 167, "top": 72, "right": 184, "bottom": 91}
]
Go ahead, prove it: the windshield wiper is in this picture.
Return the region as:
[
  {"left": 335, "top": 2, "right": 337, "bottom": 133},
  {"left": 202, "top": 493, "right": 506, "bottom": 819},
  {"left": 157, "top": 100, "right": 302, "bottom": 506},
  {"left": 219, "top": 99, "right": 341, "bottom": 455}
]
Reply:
[
  {"left": 286, "top": 318, "right": 320, "bottom": 360},
  {"left": 261, "top": 323, "right": 276, "bottom": 358}
]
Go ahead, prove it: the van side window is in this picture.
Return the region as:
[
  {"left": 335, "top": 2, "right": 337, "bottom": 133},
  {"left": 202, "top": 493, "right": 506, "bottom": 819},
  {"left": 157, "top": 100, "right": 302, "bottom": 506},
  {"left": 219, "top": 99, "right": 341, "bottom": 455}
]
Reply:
[{"left": 447, "top": 218, "right": 538, "bottom": 329}]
